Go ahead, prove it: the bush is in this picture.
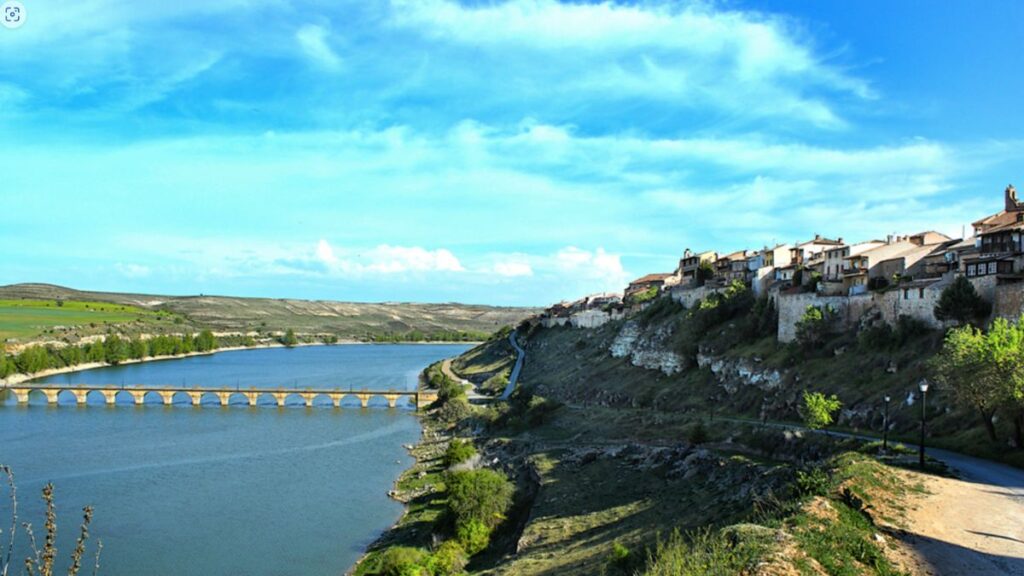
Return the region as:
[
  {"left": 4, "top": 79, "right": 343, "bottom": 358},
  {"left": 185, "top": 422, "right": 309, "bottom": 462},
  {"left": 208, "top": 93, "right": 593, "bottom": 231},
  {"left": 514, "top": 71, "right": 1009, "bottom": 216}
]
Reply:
[
  {"left": 195, "top": 329, "right": 218, "bottom": 352},
  {"left": 795, "top": 467, "right": 832, "bottom": 497},
  {"left": 800, "top": 391, "right": 842, "bottom": 431},
  {"left": 642, "top": 528, "right": 765, "bottom": 576},
  {"left": 445, "top": 469, "right": 514, "bottom": 530},
  {"left": 607, "top": 541, "right": 638, "bottom": 573},
  {"left": 436, "top": 376, "right": 466, "bottom": 403},
  {"left": 455, "top": 518, "right": 491, "bottom": 555},
  {"left": 437, "top": 396, "right": 472, "bottom": 424},
  {"left": 444, "top": 439, "right": 477, "bottom": 467},
  {"left": 425, "top": 540, "right": 468, "bottom": 575},
  {"left": 377, "top": 547, "right": 428, "bottom": 576},
  {"left": 934, "top": 275, "right": 991, "bottom": 326},
  {"left": 795, "top": 305, "right": 836, "bottom": 350}
]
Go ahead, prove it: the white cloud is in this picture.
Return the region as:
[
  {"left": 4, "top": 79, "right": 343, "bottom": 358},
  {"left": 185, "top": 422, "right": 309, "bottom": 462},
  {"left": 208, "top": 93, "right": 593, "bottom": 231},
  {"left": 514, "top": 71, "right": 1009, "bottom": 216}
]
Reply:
[
  {"left": 552, "top": 246, "right": 629, "bottom": 285},
  {"left": 312, "top": 240, "right": 464, "bottom": 275},
  {"left": 296, "top": 24, "right": 342, "bottom": 71},
  {"left": 390, "top": 0, "right": 873, "bottom": 127},
  {"left": 115, "top": 263, "right": 151, "bottom": 278},
  {"left": 491, "top": 256, "right": 534, "bottom": 277}
]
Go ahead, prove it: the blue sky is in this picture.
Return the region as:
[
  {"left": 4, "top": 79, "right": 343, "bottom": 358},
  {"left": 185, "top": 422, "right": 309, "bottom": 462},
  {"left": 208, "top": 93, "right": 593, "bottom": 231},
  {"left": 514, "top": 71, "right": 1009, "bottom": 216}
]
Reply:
[{"left": 1, "top": 0, "right": 1022, "bottom": 306}]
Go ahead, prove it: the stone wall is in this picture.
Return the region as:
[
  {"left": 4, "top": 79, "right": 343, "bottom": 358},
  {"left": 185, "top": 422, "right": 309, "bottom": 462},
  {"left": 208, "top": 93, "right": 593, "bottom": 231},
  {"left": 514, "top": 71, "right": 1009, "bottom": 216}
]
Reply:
[
  {"left": 777, "top": 293, "right": 851, "bottom": 342},
  {"left": 570, "top": 309, "right": 612, "bottom": 329},
  {"left": 994, "top": 282, "right": 1024, "bottom": 321},
  {"left": 669, "top": 285, "right": 721, "bottom": 308}
]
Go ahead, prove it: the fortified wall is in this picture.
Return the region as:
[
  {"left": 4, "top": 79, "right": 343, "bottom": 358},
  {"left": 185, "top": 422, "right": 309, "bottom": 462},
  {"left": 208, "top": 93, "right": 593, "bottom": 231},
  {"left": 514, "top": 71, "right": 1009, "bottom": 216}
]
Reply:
[{"left": 777, "top": 277, "right": 1024, "bottom": 342}]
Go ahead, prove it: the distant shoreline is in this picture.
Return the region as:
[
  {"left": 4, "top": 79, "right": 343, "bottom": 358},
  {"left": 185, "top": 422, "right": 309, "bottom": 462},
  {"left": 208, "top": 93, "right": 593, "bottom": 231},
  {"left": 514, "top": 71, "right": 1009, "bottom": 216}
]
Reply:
[{"left": 0, "top": 340, "right": 479, "bottom": 387}]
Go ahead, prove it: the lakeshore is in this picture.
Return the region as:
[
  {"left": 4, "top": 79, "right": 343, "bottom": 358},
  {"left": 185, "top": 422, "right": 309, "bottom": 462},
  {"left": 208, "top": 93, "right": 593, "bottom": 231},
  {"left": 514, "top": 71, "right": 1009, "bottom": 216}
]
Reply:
[{"left": 0, "top": 339, "right": 482, "bottom": 387}]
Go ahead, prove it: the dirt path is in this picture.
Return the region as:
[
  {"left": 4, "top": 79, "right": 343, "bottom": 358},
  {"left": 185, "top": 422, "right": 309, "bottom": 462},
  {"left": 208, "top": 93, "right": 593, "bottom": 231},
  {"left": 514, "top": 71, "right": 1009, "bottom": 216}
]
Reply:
[
  {"left": 900, "top": 449, "right": 1024, "bottom": 575},
  {"left": 440, "top": 358, "right": 488, "bottom": 402}
]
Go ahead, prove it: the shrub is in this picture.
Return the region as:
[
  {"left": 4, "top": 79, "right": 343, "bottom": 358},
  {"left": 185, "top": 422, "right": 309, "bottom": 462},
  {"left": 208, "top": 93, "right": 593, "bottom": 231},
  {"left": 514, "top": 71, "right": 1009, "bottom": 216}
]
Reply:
[
  {"left": 444, "top": 439, "right": 477, "bottom": 467},
  {"left": 425, "top": 541, "right": 468, "bottom": 575},
  {"left": 281, "top": 329, "right": 299, "bottom": 347},
  {"left": 607, "top": 541, "right": 638, "bottom": 573},
  {"left": 642, "top": 528, "right": 765, "bottom": 576},
  {"left": 800, "top": 391, "right": 842, "bottom": 431},
  {"left": 437, "top": 396, "right": 472, "bottom": 424},
  {"left": 445, "top": 469, "right": 514, "bottom": 530},
  {"left": 455, "top": 518, "right": 491, "bottom": 555},
  {"left": 934, "top": 275, "right": 991, "bottom": 326},
  {"left": 795, "top": 467, "right": 832, "bottom": 497},
  {"left": 436, "top": 376, "right": 466, "bottom": 403},
  {"left": 795, "top": 305, "right": 836, "bottom": 350},
  {"left": 194, "top": 329, "right": 218, "bottom": 352},
  {"left": 377, "top": 547, "right": 428, "bottom": 576}
]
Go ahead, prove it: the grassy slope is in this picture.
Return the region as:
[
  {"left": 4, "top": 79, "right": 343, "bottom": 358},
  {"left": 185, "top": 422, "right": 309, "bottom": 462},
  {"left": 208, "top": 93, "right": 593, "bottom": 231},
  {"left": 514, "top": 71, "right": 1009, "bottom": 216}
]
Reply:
[
  {"left": 0, "top": 283, "right": 539, "bottom": 343},
  {"left": 393, "top": 324, "right": 925, "bottom": 576},
  {"left": 0, "top": 299, "right": 183, "bottom": 340}
]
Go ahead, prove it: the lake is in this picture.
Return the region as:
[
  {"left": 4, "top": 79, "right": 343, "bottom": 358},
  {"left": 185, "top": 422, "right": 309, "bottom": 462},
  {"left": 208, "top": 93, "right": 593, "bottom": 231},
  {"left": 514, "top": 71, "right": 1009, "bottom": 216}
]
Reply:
[{"left": 0, "top": 344, "right": 470, "bottom": 576}]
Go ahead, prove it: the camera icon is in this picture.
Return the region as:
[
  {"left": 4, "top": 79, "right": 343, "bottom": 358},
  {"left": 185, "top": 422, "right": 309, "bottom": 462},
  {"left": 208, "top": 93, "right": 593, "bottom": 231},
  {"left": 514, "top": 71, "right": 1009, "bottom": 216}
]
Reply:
[{"left": 2, "top": 1, "right": 26, "bottom": 29}]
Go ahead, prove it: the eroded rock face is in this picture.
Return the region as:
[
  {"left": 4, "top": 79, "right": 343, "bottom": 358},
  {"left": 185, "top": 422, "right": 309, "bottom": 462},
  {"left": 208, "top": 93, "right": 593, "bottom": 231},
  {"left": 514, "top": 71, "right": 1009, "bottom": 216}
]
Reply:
[
  {"left": 696, "top": 350, "right": 783, "bottom": 393},
  {"left": 609, "top": 320, "right": 684, "bottom": 375}
]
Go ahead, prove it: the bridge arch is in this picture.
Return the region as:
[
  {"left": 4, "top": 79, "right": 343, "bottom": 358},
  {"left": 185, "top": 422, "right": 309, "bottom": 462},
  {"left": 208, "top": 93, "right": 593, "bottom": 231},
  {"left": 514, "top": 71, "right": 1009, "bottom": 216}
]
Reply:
[
  {"left": 365, "top": 395, "right": 392, "bottom": 409},
  {"left": 143, "top": 390, "right": 164, "bottom": 404},
  {"left": 84, "top": 389, "right": 108, "bottom": 405},
  {"left": 338, "top": 393, "right": 365, "bottom": 408},
  {"left": 227, "top": 392, "right": 250, "bottom": 406},
  {"left": 114, "top": 390, "right": 136, "bottom": 404},
  {"left": 310, "top": 393, "right": 334, "bottom": 408},
  {"left": 171, "top": 391, "right": 193, "bottom": 405}
]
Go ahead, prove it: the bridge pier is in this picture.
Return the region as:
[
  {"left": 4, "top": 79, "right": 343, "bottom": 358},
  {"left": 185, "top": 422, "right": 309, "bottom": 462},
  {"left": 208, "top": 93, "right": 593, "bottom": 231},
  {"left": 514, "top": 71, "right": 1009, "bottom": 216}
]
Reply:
[
  {"left": 158, "top": 391, "right": 175, "bottom": 405},
  {"left": 216, "top": 392, "right": 232, "bottom": 407},
  {"left": 71, "top": 389, "right": 89, "bottom": 405},
  {"left": 188, "top": 392, "right": 203, "bottom": 406},
  {"left": 356, "top": 393, "right": 370, "bottom": 408},
  {"left": 244, "top": 392, "right": 259, "bottom": 407},
  {"left": 13, "top": 390, "right": 29, "bottom": 403},
  {"left": 272, "top": 393, "right": 288, "bottom": 407},
  {"left": 101, "top": 390, "right": 118, "bottom": 405},
  {"left": 300, "top": 393, "right": 315, "bottom": 407},
  {"left": 43, "top": 389, "right": 59, "bottom": 404},
  {"left": 129, "top": 391, "right": 147, "bottom": 405},
  {"left": 329, "top": 394, "right": 342, "bottom": 408},
  {"left": 383, "top": 394, "right": 400, "bottom": 408}
]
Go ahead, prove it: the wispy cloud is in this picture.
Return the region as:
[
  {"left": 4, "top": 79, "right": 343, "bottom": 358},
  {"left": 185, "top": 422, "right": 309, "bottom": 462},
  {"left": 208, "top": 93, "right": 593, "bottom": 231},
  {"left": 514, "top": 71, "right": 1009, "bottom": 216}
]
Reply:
[{"left": 296, "top": 24, "right": 342, "bottom": 71}]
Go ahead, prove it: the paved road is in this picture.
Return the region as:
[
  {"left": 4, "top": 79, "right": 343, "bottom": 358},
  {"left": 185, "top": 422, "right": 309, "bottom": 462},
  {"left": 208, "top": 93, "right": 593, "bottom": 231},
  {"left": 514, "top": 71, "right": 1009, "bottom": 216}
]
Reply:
[
  {"left": 500, "top": 330, "right": 524, "bottom": 400},
  {"left": 723, "top": 417, "right": 1024, "bottom": 574}
]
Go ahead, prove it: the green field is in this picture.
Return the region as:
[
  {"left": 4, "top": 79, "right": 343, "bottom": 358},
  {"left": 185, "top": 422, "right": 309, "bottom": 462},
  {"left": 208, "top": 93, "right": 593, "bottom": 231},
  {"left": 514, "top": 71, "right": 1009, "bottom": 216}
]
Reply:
[{"left": 0, "top": 299, "right": 175, "bottom": 341}]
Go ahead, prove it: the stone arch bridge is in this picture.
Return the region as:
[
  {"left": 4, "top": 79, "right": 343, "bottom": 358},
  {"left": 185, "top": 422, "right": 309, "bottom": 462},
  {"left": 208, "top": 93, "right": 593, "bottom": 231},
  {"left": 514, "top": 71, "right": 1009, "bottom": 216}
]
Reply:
[{"left": 4, "top": 384, "right": 438, "bottom": 410}]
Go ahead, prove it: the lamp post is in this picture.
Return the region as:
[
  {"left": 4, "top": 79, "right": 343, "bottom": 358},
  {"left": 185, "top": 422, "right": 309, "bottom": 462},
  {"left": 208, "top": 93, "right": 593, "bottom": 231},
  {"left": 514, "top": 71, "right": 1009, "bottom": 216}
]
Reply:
[
  {"left": 882, "top": 395, "right": 891, "bottom": 453},
  {"left": 918, "top": 379, "right": 930, "bottom": 470}
]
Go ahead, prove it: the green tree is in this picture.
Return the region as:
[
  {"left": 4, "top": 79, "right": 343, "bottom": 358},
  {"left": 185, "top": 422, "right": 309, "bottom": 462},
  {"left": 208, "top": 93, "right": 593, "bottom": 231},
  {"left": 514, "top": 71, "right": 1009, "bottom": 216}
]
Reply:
[
  {"left": 795, "top": 305, "right": 835, "bottom": 349},
  {"left": 934, "top": 275, "right": 992, "bottom": 326},
  {"left": 194, "top": 330, "right": 218, "bottom": 352},
  {"left": 800, "top": 391, "right": 842, "bottom": 431},
  {"left": 86, "top": 340, "right": 105, "bottom": 363},
  {"left": 445, "top": 469, "right": 514, "bottom": 531},
  {"left": 931, "top": 323, "right": 1001, "bottom": 441},
  {"left": 444, "top": 439, "right": 478, "bottom": 467},
  {"left": 128, "top": 338, "right": 148, "bottom": 360},
  {"left": 425, "top": 541, "right": 468, "bottom": 575},
  {"left": 104, "top": 335, "right": 128, "bottom": 365},
  {"left": 281, "top": 329, "right": 299, "bottom": 347},
  {"left": 15, "top": 346, "right": 50, "bottom": 374}
]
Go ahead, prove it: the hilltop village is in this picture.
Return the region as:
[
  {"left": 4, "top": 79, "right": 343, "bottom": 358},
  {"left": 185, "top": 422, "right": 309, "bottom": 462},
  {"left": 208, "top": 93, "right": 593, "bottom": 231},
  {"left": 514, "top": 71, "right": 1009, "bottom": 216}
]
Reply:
[{"left": 540, "top": 184, "right": 1024, "bottom": 341}]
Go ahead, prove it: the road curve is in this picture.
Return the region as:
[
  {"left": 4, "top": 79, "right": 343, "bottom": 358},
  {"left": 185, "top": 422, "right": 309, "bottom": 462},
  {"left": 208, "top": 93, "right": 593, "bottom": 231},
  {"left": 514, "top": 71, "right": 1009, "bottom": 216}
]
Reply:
[
  {"left": 500, "top": 330, "right": 524, "bottom": 400},
  {"left": 722, "top": 417, "right": 1024, "bottom": 575}
]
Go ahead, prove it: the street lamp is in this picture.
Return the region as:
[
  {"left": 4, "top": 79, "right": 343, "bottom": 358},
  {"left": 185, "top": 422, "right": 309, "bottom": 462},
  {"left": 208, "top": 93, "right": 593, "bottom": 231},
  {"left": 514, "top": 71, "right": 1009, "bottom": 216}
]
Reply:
[
  {"left": 918, "top": 379, "right": 930, "bottom": 470},
  {"left": 882, "top": 395, "right": 891, "bottom": 453}
]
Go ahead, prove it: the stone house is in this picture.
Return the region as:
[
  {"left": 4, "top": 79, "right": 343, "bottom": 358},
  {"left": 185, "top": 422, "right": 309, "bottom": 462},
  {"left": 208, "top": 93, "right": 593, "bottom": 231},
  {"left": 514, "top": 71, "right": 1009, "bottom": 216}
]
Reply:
[
  {"left": 842, "top": 232, "right": 951, "bottom": 295},
  {"left": 625, "top": 273, "right": 673, "bottom": 299},
  {"left": 676, "top": 249, "right": 718, "bottom": 286},
  {"left": 748, "top": 244, "right": 792, "bottom": 296},
  {"left": 710, "top": 251, "right": 752, "bottom": 285},
  {"left": 963, "top": 185, "right": 1024, "bottom": 282},
  {"left": 790, "top": 235, "right": 844, "bottom": 267}
]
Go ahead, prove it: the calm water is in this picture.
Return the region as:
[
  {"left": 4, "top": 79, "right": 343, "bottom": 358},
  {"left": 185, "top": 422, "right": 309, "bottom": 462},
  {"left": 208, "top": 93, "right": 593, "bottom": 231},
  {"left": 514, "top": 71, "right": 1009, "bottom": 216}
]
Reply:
[{"left": 0, "top": 344, "right": 469, "bottom": 576}]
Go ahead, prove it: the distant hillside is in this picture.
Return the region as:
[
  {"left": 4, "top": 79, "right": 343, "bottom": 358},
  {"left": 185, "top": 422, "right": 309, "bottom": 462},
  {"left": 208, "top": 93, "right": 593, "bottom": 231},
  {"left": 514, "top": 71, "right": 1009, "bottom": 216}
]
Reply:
[{"left": 0, "top": 283, "right": 540, "bottom": 343}]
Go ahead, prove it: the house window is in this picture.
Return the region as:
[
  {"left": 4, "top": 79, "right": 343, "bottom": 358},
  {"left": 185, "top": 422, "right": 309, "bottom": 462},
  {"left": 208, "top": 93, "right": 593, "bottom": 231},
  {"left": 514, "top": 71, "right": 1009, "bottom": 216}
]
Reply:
[
  {"left": 967, "top": 264, "right": 976, "bottom": 277},
  {"left": 989, "top": 262, "right": 998, "bottom": 275},
  {"left": 919, "top": 288, "right": 925, "bottom": 298},
  {"left": 903, "top": 289, "right": 909, "bottom": 300}
]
